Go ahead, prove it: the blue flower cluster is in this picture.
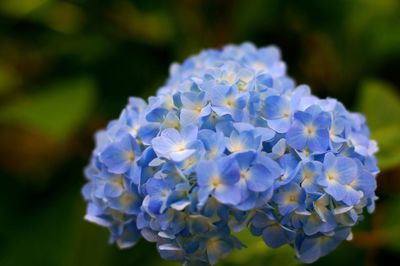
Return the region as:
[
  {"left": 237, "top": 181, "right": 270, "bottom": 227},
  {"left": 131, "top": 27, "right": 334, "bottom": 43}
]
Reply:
[{"left": 82, "top": 43, "right": 379, "bottom": 264}]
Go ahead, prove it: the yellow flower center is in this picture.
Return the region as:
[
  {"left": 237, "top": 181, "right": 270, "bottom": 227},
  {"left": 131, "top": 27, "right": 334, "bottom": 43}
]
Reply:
[
  {"left": 184, "top": 157, "right": 196, "bottom": 168},
  {"left": 112, "top": 175, "right": 125, "bottom": 188},
  {"left": 237, "top": 80, "right": 247, "bottom": 92},
  {"left": 303, "top": 170, "right": 314, "bottom": 181},
  {"left": 252, "top": 61, "right": 266, "bottom": 71},
  {"left": 120, "top": 193, "right": 134, "bottom": 207},
  {"left": 329, "top": 128, "right": 336, "bottom": 138},
  {"left": 195, "top": 106, "right": 202, "bottom": 113},
  {"left": 130, "top": 125, "right": 140, "bottom": 135},
  {"left": 174, "top": 142, "right": 187, "bottom": 152},
  {"left": 240, "top": 170, "right": 249, "bottom": 180},
  {"left": 127, "top": 151, "right": 135, "bottom": 161},
  {"left": 225, "top": 98, "right": 235, "bottom": 108},
  {"left": 288, "top": 194, "right": 297, "bottom": 202},
  {"left": 230, "top": 143, "right": 244, "bottom": 152},
  {"left": 211, "top": 175, "right": 221, "bottom": 188},
  {"left": 161, "top": 190, "right": 170, "bottom": 198},
  {"left": 279, "top": 173, "right": 288, "bottom": 181},
  {"left": 224, "top": 73, "right": 236, "bottom": 85},
  {"left": 304, "top": 125, "right": 316, "bottom": 137},
  {"left": 327, "top": 170, "right": 338, "bottom": 181}
]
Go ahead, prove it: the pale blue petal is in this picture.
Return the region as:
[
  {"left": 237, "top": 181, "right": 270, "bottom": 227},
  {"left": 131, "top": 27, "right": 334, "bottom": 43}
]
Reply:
[
  {"left": 268, "top": 117, "right": 291, "bottom": 133},
  {"left": 196, "top": 161, "right": 217, "bottom": 186},
  {"left": 151, "top": 138, "right": 175, "bottom": 157},
  {"left": 180, "top": 108, "right": 199, "bottom": 125},
  {"left": 170, "top": 149, "right": 196, "bottom": 162},
  {"left": 247, "top": 164, "right": 275, "bottom": 192},
  {"left": 286, "top": 123, "right": 307, "bottom": 150},
  {"left": 182, "top": 124, "right": 198, "bottom": 142},
  {"left": 264, "top": 95, "right": 290, "bottom": 119},
  {"left": 218, "top": 157, "right": 240, "bottom": 185},
  {"left": 335, "top": 157, "right": 357, "bottom": 184},
  {"left": 214, "top": 184, "right": 241, "bottom": 205}
]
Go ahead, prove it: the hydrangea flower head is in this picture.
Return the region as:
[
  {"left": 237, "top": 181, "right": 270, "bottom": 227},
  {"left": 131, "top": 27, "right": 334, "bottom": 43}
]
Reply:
[{"left": 82, "top": 43, "right": 379, "bottom": 265}]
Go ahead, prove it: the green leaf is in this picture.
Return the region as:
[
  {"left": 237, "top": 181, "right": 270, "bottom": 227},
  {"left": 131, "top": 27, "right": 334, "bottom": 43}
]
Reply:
[
  {"left": 372, "top": 125, "right": 400, "bottom": 170},
  {"left": 0, "top": 77, "right": 97, "bottom": 142},
  {"left": 357, "top": 79, "right": 400, "bottom": 131},
  {"left": 0, "top": 63, "right": 21, "bottom": 96},
  {"left": 357, "top": 79, "right": 400, "bottom": 170},
  {"left": 0, "top": 0, "right": 51, "bottom": 17},
  {"left": 221, "top": 229, "right": 300, "bottom": 266},
  {"left": 0, "top": 190, "right": 112, "bottom": 266}
]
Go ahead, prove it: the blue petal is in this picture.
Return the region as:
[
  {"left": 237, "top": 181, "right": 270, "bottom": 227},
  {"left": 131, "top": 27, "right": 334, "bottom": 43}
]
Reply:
[
  {"left": 198, "top": 129, "right": 226, "bottom": 159},
  {"left": 323, "top": 181, "right": 347, "bottom": 201},
  {"left": 180, "top": 108, "right": 199, "bottom": 125},
  {"left": 137, "top": 123, "right": 159, "bottom": 145},
  {"left": 170, "top": 149, "right": 196, "bottom": 162},
  {"left": 207, "top": 85, "right": 230, "bottom": 106},
  {"left": 116, "top": 222, "right": 141, "bottom": 249},
  {"left": 254, "top": 126, "right": 276, "bottom": 141},
  {"left": 181, "top": 91, "right": 205, "bottom": 109},
  {"left": 103, "top": 177, "right": 125, "bottom": 198},
  {"left": 303, "top": 213, "right": 322, "bottom": 236},
  {"left": 271, "top": 139, "right": 287, "bottom": 158},
  {"left": 267, "top": 117, "right": 291, "bottom": 133},
  {"left": 262, "top": 224, "right": 293, "bottom": 248},
  {"left": 286, "top": 122, "right": 307, "bottom": 150},
  {"left": 234, "top": 150, "right": 256, "bottom": 169},
  {"left": 334, "top": 157, "right": 357, "bottom": 184},
  {"left": 264, "top": 95, "right": 290, "bottom": 119},
  {"left": 196, "top": 161, "right": 217, "bottom": 187},
  {"left": 235, "top": 92, "right": 249, "bottom": 109},
  {"left": 214, "top": 184, "right": 241, "bottom": 205},
  {"left": 294, "top": 111, "right": 313, "bottom": 125},
  {"left": 189, "top": 216, "right": 214, "bottom": 234},
  {"left": 146, "top": 107, "right": 168, "bottom": 122},
  {"left": 181, "top": 124, "right": 198, "bottom": 142},
  {"left": 108, "top": 192, "right": 141, "bottom": 214},
  {"left": 197, "top": 187, "right": 212, "bottom": 208},
  {"left": 319, "top": 235, "right": 344, "bottom": 258},
  {"left": 353, "top": 166, "right": 377, "bottom": 197},
  {"left": 158, "top": 244, "right": 185, "bottom": 261},
  {"left": 147, "top": 196, "right": 163, "bottom": 214},
  {"left": 161, "top": 127, "right": 183, "bottom": 142},
  {"left": 212, "top": 106, "right": 232, "bottom": 117},
  {"left": 308, "top": 129, "right": 329, "bottom": 152},
  {"left": 296, "top": 236, "right": 321, "bottom": 263},
  {"left": 314, "top": 112, "right": 331, "bottom": 129},
  {"left": 236, "top": 192, "right": 257, "bottom": 211},
  {"left": 100, "top": 141, "right": 135, "bottom": 174},
  {"left": 218, "top": 156, "right": 240, "bottom": 185},
  {"left": 324, "top": 153, "right": 357, "bottom": 184},
  {"left": 341, "top": 186, "right": 362, "bottom": 205},
  {"left": 146, "top": 178, "right": 167, "bottom": 195},
  {"left": 247, "top": 164, "right": 275, "bottom": 192},
  {"left": 152, "top": 132, "right": 177, "bottom": 155}
]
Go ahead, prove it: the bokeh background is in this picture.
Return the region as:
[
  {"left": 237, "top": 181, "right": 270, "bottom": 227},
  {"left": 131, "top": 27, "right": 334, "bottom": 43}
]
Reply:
[{"left": 0, "top": 0, "right": 399, "bottom": 265}]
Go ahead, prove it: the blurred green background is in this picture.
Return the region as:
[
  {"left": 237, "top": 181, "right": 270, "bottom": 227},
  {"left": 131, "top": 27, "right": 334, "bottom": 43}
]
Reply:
[{"left": 0, "top": 0, "right": 399, "bottom": 265}]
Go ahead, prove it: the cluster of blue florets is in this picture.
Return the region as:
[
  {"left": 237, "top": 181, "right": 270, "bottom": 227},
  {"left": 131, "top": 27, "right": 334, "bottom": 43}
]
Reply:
[{"left": 82, "top": 43, "right": 379, "bottom": 264}]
